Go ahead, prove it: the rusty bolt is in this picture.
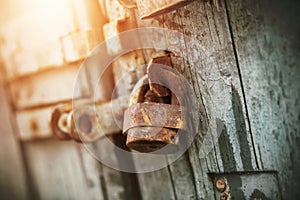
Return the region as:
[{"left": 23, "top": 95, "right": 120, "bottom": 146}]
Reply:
[
  {"left": 216, "top": 179, "right": 227, "bottom": 193},
  {"left": 50, "top": 104, "right": 72, "bottom": 140},
  {"left": 57, "top": 113, "right": 70, "bottom": 134}
]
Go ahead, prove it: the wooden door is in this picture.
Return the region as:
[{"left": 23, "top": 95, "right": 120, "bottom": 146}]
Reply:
[{"left": 0, "top": 0, "right": 299, "bottom": 199}]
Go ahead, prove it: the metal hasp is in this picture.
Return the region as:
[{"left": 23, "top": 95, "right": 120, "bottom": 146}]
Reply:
[
  {"left": 136, "top": 0, "right": 195, "bottom": 19},
  {"left": 122, "top": 55, "right": 188, "bottom": 153},
  {"left": 50, "top": 96, "right": 128, "bottom": 143},
  {"left": 50, "top": 103, "right": 101, "bottom": 142},
  {"left": 210, "top": 171, "right": 281, "bottom": 200}
]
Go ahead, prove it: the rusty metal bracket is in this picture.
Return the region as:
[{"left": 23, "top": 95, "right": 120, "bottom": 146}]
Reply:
[
  {"left": 50, "top": 95, "right": 129, "bottom": 143},
  {"left": 117, "top": 0, "right": 137, "bottom": 8},
  {"left": 136, "top": 0, "right": 195, "bottom": 19},
  {"left": 50, "top": 104, "right": 73, "bottom": 140}
]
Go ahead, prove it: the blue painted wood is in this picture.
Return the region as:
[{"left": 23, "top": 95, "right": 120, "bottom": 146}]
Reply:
[{"left": 226, "top": 0, "right": 300, "bottom": 198}]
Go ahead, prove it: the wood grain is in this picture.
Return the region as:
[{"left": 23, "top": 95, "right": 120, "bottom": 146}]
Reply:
[
  {"left": 1, "top": 0, "right": 299, "bottom": 199},
  {"left": 226, "top": 0, "right": 300, "bottom": 198},
  {"left": 9, "top": 64, "right": 90, "bottom": 109},
  {"left": 0, "top": 85, "right": 29, "bottom": 199},
  {"left": 15, "top": 107, "right": 54, "bottom": 141},
  {"left": 154, "top": 0, "right": 258, "bottom": 198},
  {"left": 23, "top": 140, "right": 102, "bottom": 200}
]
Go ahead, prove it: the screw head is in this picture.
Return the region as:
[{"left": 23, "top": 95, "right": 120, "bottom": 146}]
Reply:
[{"left": 216, "top": 179, "right": 226, "bottom": 192}]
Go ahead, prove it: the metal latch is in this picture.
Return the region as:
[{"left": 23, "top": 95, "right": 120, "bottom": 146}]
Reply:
[
  {"left": 136, "top": 0, "right": 195, "bottom": 19},
  {"left": 210, "top": 171, "right": 281, "bottom": 200},
  {"left": 116, "top": 0, "right": 196, "bottom": 19},
  {"left": 50, "top": 102, "right": 101, "bottom": 142},
  {"left": 50, "top": 96, "right": 129, "bottom": 143}
]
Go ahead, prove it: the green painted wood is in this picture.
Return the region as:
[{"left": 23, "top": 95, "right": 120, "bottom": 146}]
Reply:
[
  {"left": 93, "top": 135, "right": 144, "bottom": 200},
  {"left": 226, "top": 0, "right": 300, "bottom": 198},
  {"left": 136, "top": 167, "right": 176, "bottom": 200}
]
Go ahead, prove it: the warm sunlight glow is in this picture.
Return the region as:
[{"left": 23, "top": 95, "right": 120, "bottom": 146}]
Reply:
[{"left": 0, "top": 0, "right": 104, "bottom": 78}]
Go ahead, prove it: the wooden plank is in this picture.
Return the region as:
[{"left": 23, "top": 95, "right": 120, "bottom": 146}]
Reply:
[
  {"left": 23, "top": 140, "right": 103, "bottom": 200},
  {"left": 134, "top": 6, "right": 204, "bottom": 199},
  {"left": 80, "top": 2, "right": 138, "bottom": 197},
  {"left": 111, "top": 134, "right": 142, "bottom": 200},
  {"left": 167, "top": 153, "right": 198, "bottom": 200},
  {"left": 226, "top": 0, "right": 300, "bottom": 198},
  {"left": 81, "top": 3, "right": 138, "bottom": 197},
  {"left": 0, "top": 0, "right": 74, "bottom": 79},
  {"left": 93, "top": 138, "right": 127, "bottom": 200},
  {"left": 84, "top": 52, "right": 115, "bottom": 102},
  {"left": 78, "top": 146, "right": 105, "bottom": 200},
  {"left": 159, "top": 0, "right": 260, "bottom": 198},
  {"left": 71, "top": 0, "right": 105, "bottom": 31},
  {"left": 15, "top": 107, "right": 54, "bottom": 141},
  {"left": 0, "top": 0, "right": 105, "bottom": 79},
  {"left": 137, "top": 166, "right": 176, "bottom": 200},
  {"left": 161, "top": 3, "right": 221, "bottom": 199},
  {"left": 133, "top": 9, "right": 180, "bottom": 200},
  {"left": 0, "top": 85, "right": 29, "bottom": 199},
  {"left": 61, "top": 29, "right": 103, "bottom": 63},
  {"left": 0, "top": 61, "right": 7, "bottom": 84},
  {"left": 9, "top": 64, "right": 90, "bottom": 109},
  {"left": 160, "top": 10, "right": 206, "bottom": 200}
]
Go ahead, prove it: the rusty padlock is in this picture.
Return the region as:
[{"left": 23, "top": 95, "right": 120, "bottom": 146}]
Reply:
[{"left": 122, "top": 55, "right": 187, "bottom": 153}]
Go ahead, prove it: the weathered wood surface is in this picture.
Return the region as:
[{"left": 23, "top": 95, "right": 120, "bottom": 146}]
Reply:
[
  {"left": 0, "top": 85, "right": 29, "bottom": 199},
  {"left": 0, "top": 0, "right": 71, "bottom": 79},
  {"left": 0, "top": 0, "right": 299, "bottom": 199},
  {"left": 1, "top": 1, "right": 128, "bottom": 200},
  {"left": 78, "top": 146, "right": 106, "bottom": 200},
  {"left": 9, "top": 64, "right": 90, "bottom": 109},
  {"left": 134, "top": 11, "right": 199, "bottom": 200},
  {"left": 0, "top": 0, "right": 105, "bottom": 79},
  {"left": 23, "top": 140, "right": 99, "bottom": 199},
  {"left": 151, "top": 0, "right": 258, "bottom": 199},
  {"left": 226, "top": 0, "right": 300, "bottom": 198},
  {"left": 93, "top": 139, "right": 127, "bottom": 200},
  {"left": 61, "top": 29, "right": 103, "bottom": 63},
  {"left": 15, "top": 107, "right": 54, "bottom": 141}
]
